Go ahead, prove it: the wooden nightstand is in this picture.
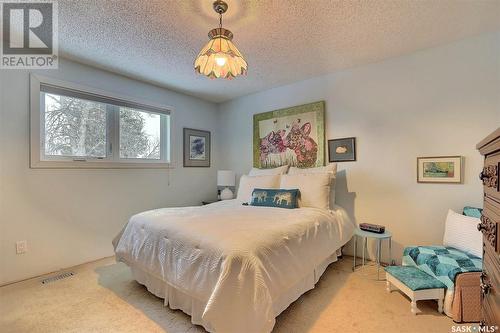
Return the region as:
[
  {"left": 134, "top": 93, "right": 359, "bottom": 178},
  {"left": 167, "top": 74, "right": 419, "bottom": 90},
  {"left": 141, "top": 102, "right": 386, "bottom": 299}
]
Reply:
[{"left": 202, "top": 200, "right": 221, "bottom": 205}]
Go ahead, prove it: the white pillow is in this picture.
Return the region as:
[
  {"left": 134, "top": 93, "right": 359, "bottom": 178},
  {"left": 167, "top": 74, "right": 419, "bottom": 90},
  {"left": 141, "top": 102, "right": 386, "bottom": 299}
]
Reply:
[
  {"left": 288, "top": 163, "right": 337, "bottom": 180},
  {"left": 236, "top": 175, "right": 281, "bottom": 202},
  {"left": 288, "top": 163, "right": 337, "bottom": 204},
  {"left": 280, "top": 173, "right": 331, "bottom": 209},
  {"left": 248, "top": 165, "right": 289, "bottom": 176},
  {"left": 443, "top": 209, "right": 483, "bottom": 258}
]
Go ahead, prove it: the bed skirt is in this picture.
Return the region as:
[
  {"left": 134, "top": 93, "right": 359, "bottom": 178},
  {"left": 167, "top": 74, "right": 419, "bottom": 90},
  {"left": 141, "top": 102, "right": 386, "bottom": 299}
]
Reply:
[{"left": 129, "top": 249, "right": 342, "bottom": 333}]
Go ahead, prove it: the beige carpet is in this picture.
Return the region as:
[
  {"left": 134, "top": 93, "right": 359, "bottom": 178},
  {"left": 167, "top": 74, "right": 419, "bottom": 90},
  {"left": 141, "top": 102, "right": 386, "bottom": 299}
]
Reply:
[{"left": 0, "top": 257, "right": 456, "bottom": 333}]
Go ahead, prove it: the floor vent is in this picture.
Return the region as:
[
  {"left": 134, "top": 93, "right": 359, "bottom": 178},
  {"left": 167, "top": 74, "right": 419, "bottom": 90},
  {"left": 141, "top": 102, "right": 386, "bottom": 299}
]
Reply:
[{"left": 41, "top": 272, "right": 75, "bottom": 284}]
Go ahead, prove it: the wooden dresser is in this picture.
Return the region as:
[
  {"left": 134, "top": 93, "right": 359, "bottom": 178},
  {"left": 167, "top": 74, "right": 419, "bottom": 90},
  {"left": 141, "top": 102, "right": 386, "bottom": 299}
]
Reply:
[{"left": 477, "top": 127, "right": 500, "bottom": 328}]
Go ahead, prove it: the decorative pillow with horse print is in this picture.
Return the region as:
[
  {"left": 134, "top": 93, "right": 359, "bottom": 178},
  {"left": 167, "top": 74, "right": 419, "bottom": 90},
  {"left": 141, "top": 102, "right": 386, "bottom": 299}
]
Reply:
[{"left": 250, "top": 188, "right": 300, "bottom": 209}]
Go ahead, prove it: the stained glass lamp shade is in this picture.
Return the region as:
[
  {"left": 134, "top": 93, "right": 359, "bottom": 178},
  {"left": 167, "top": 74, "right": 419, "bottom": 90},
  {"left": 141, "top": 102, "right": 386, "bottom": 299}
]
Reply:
[
  {"left": 194, "top": 28, "right": 247, "bottom": 79},
  {"left": 194, "top": 1, "right": 247, "bottom": 79}
]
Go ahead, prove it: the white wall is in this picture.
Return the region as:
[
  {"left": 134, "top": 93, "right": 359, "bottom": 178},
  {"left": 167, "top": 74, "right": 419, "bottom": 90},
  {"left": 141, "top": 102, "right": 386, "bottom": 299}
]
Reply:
[
  {"left": 1, "top": 33, "right": 498, "bottom": 285},
  {"left": 0, "top": 59, "right": 219, "bottom": 284},
  {"left": 216, "top": 32, "right": 500, "bottom": 262}
]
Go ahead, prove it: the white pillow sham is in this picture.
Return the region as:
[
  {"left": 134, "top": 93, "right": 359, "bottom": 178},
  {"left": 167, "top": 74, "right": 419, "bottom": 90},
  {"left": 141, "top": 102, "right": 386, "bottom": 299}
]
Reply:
[
  {"left": 288, "top": 163, "right": 337, "bottom": 204},
  {"left": 288, "top": 163, "right": 337, "bottom": 180},
  {"left": 280, "top": 173, "right": 331, "bottom": 210},
  {"left": 236, "top": 175, "right": 281, "bottom": 202},
  {"left": 443, "top": 209, "right": 482, "bottom": 258},
  {"left": 248, "top": 165, "right": 289, "bottom": 176}
]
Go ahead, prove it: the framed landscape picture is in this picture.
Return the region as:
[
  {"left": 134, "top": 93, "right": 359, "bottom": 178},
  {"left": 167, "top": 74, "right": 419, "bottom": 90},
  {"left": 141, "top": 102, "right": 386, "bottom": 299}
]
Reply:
[
  {"left": 253, "top": 101, "right": 325, "bottom": 168},
  {"left": 183, "top": 128, "right": 210, "bottom": 167},
  {"left": 417, "top": 156, "right": 463, "bottom": 183},
  {"left": 328, "top": 137, "right": 356, "bottom": 162}
]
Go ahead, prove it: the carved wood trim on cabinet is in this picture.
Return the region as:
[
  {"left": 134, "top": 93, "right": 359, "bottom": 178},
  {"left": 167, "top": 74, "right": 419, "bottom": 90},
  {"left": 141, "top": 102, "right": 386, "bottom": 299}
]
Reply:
[
  {"left": 480, "top": 164, "right": 498, "bottom": 190},
  {"left": 477, "top": 128, "right": 500, "bottom": 329},
  {"left": 479, "top": 214, "right": 498, "bottom": 251}
]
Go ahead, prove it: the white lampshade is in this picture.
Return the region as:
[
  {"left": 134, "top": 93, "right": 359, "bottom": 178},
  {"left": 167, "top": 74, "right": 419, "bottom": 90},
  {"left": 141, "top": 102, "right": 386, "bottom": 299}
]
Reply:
[{"left": 217, "top": 170, "right": 235, "bottom": 187}]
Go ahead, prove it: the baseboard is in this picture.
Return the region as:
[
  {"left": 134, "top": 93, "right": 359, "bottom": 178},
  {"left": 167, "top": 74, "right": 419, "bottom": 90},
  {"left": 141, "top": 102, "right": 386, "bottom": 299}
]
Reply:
[{"left": 0, "top": 256, "right": 115, "bottom": 287}]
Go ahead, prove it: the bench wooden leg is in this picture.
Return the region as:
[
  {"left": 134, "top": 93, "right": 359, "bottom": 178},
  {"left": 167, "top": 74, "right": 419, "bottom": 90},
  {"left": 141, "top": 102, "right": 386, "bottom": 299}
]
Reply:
[
  {"left": 411, "top": 300, "right": 419, "bottom": 315},
  {"left": 386, "top": 279, "right": 393, "bottom": 293},
  {"left": 437, "top": 298, "right": 443, "bottom": 314}
]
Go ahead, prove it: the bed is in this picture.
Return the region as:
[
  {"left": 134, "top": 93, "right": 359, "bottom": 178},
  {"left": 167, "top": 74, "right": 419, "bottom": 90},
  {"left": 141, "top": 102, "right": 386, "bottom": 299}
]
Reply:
[{"left": 113, "top": 199, "right": 354, "bottom": 333}]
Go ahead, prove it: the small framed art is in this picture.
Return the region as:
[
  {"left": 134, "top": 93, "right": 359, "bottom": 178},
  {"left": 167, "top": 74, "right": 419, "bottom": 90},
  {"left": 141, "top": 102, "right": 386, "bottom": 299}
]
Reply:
[
  {"left": 183, "top": 128, "right": 211, "bottom": 167},
  {"left": 328, "top": 137, "right": 356, "bottom": 162},
  {"left": 417, "top": 156, "right": 463, "bottom": 183}
]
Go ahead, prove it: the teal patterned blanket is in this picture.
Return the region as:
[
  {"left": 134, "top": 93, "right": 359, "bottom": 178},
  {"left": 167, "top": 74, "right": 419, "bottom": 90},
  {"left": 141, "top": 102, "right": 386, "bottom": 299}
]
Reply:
[{"left": 402, "top": 246, "right": 482, "bottom": 289}]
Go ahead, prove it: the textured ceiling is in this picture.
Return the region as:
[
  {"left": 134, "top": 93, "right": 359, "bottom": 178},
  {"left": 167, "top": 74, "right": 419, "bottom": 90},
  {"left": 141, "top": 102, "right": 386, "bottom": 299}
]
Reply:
[{"left": 58, "top": 0, "right": 500, "bottom": 103}]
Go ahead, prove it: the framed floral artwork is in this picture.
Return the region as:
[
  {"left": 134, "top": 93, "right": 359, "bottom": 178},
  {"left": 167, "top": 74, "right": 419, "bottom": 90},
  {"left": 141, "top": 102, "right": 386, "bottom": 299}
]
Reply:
[{"left": 253, "top": 101, "right": 325, "bottom": 168}]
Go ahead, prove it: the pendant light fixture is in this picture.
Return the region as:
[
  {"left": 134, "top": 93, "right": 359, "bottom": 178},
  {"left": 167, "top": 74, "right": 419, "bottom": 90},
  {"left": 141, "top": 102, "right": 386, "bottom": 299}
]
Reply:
[{"left": 194, "top": 0, "right": 248, "bottom": 79}]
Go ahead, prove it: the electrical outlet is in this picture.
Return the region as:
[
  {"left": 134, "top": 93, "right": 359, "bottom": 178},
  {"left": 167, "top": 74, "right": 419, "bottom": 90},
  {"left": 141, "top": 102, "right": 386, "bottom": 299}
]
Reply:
[{"left": 16, "top": 240, "right": 27, "bottom": 254}]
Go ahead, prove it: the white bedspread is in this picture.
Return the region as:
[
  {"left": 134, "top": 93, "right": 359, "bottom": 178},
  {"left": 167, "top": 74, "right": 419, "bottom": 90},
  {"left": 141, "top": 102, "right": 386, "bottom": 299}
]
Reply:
[{"left": 113, "top": 200, "right": 354, "bottom": 333}]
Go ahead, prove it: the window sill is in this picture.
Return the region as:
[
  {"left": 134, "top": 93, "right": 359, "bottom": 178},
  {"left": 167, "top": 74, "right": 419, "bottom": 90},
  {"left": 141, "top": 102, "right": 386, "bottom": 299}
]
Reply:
[{"left": 30, "top": 160, "right": 174, "bottom": 169}]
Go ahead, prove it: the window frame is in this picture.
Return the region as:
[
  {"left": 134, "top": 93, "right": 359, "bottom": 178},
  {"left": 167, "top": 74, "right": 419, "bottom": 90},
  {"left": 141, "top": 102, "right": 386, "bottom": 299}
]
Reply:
[{"left": 30, "top": 74, "right": 173, "bottom": 169}]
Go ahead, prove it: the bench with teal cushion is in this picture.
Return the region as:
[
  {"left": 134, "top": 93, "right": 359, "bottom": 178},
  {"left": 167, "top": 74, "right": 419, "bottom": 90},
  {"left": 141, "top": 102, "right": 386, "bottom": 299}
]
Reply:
[
  {"left": 385, "top": 266, "right": 446, "bottom": 290},
  {"left": 385, "top": 266, "right": 445, "bottom": 314},
  {"left": 402, "top": 246, "right": 482, "bottom": 290}
]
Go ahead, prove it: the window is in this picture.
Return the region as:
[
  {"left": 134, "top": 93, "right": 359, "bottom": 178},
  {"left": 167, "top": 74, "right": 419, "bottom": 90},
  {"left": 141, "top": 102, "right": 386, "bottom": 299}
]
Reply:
[
  {"left": 43, "top": 92, "right": 108, "bottom": 159},
  {"left": 119, "top": 108, "right": 161, "bottom": 160},
  {"left": 30, "top": 75, "right": 171, "bottom": 168}
]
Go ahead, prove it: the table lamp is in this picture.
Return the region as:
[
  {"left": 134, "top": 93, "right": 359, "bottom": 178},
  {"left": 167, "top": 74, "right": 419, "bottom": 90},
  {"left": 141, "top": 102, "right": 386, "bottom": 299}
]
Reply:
[{"left": 217, "top": 170, "right": 235, "bottom": 200}]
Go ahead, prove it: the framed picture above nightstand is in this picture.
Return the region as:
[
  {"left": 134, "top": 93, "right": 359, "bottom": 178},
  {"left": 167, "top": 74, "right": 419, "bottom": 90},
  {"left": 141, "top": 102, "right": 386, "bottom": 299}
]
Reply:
[
  {"left": 183, "top": 128, "right": 211, "bottom": 167},
  {"left": 328, "top": 137, "right": 356, "bottom": 162}
]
